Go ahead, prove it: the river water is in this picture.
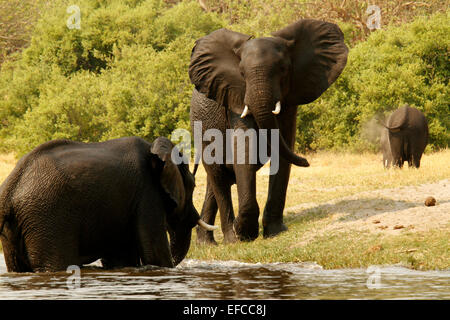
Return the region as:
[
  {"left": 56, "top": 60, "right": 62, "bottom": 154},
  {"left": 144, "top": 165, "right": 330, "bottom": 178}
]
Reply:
[{"left": 0, "top": 256, "right": 448, "bottom": 299}]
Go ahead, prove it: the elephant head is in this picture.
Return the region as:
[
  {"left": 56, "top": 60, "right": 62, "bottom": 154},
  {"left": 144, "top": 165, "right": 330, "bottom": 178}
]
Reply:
[
  {"left": 150, "top": 137, "right": 216, "bottom": 265},
  {"left": 189, "top": 19, "right": 348, "bottom": 166}
]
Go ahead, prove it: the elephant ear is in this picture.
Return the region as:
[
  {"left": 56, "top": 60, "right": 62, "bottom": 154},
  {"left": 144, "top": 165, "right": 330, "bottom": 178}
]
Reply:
[
  {"left": 387, "top": 104, "right": 409, "bottom": 132},
  {"left": 150, "top": 137, "right": 185, "bottom": 211},
  {"left": 189, "top": 28, "right": 252, "bottom": 114},
  {"left": 273, "top": 19, "right": 348, "bottom": 106}
]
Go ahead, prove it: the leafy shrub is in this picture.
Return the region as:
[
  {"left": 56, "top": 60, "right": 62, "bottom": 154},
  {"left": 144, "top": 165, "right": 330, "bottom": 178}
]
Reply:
[
  {"left": 0, "top": 0, "right": 223, "bottom": 156},
  {"left": 0, "top": 0, "right": 448, "bottom": 156}
]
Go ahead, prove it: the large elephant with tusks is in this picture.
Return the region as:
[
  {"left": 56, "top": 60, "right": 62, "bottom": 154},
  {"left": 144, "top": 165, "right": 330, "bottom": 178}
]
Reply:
[{"left": 189, "top": 19, "right": 348, "bottom": 243}]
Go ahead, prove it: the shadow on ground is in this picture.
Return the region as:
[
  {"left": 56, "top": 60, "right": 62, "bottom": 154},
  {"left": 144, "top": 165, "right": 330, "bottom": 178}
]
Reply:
[{"left": 284, "top": 197, "right": 437, "bottom": 225}]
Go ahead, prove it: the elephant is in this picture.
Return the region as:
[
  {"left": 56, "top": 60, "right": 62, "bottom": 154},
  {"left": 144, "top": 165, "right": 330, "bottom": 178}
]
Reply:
[
  {"left": 0, "top": 136, "right": 216, "bottom": 272},
  {"left": 381, "top": 104, "right": 429, "bottom": 168},
  {"left": 188, "top": 19, "right": 348, "bottom": 243}
]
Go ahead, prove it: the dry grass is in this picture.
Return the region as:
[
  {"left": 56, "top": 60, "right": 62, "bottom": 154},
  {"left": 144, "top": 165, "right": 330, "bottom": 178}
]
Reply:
[
  {"left": 192, "top": 149, "right": 450, "bottom": 214},
  {"left": 189, "top": 149, "right": 450, "bottom": 269},
  {"left": 0, "top": 153, "right": 15, "bottom": 184}
]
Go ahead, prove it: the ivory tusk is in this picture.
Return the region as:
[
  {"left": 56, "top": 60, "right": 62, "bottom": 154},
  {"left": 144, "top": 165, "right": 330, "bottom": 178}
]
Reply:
[
  {"left": 240, "top": 105, "right": 249, "bottom": 118},
  {"left": 198, "top": 219, "right": 218, "bottom": 231},
  {"left": 272, "top": 101, "right": 281, "bottom": 114}
]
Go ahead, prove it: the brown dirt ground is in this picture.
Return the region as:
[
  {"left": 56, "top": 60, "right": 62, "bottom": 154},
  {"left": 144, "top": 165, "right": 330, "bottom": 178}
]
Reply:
[{"left": 287, "top": 179, "right": 450, "bottom": 245}]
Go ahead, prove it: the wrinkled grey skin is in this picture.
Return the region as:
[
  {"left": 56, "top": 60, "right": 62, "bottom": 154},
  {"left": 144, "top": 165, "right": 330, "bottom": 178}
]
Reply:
[
  {"left": 189, "top": 19, "right": 348, "bottom": 243},
  {"left": 381, "top": 105, "right": 429, "bottom": 168},
  {"left": 0, "top": 136, "right": 199, "bottom": 272}
]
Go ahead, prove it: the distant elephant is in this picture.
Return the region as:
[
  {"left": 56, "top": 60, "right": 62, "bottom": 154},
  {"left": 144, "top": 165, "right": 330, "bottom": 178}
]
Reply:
[
  {"left": 189, "top": 19, "right": 348, "bottom": 243},
  {"left": 381, "top": 105, "right": 428, "bottom": 168},
  {"left": 0, "top": 136, "right": 216, "bottom": 272}
]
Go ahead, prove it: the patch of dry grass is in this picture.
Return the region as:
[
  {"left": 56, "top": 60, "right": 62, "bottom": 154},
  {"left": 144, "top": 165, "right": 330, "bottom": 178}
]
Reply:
[
  {"left": 192, "top": 149, "right": 450, "bottom": 213},
  {"left": 0, "top": 153, "right": 15, "bottom": 185},
  {"left": 189, "top": 149, "right": 450, "bottom": 269},
  {"left": 0, "top": 153, "right": 15, "bottom": 252}
]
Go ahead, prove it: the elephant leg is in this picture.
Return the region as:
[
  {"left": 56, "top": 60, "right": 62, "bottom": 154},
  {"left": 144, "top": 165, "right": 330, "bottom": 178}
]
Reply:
[
  {"left": 101, "top": 238, "right": 140, "bottom": 268},
  {"left": 234, "top": 163, "right": 260, "bottom": 241},
  {"left": 22, "top": 211, "right": 81, "bottom": 272},
  {"left": 262, "top": 158, "right": 291, "bottom": 237},
  {"left": 412, "top": 153, "right": 422, "bottom": 168},
  {"left": 262, "top": 107, "right": 297, "bottom": 238},
  {"left": 136, "top": 189, "right": 174, "bottom": 268},
  {"left": 409, "top": 136, "right": 426, "bottom": 168},
  {"left": 227, "top": 113, "right": 260, "bottom": 241},
  {"left": 407, "top": 157, "right": 414, "bottom": 168},
  {"left": 1, "top": 229, "right": 32, "bottom": 272},
  {"left": 196, "top": 177, "right": 218, "bottom": 245},
  {"left": 410, "top": 147, "right": 423, "bottom": 168},
  {"left": 207, "top": 167, "right": 237, "bottom": 244},
  {"left": 101, "top": 254, "right": 139, "bottom": 269},
  {"left": 27, "top": 241, "right": 79, "bottom": 272},
  {"left": 388, "top": 134, "right": 404, "bottom": 168}
]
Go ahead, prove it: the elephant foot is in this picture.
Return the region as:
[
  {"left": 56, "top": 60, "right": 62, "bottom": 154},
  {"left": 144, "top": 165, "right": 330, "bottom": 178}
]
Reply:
[
  {"left": 223, "top": 228, "right": 238, "bottom": 244},
  {"left": 263, "top": 220, "right": 288, "bottom": 238},
  {"left": 233, "top": 217, "right": 259, "bottom": 242},
  {"left": 197, "top": 237, "right": 218, "bottom": 246},
  {"left": 196, "top": 226, "right": 218, "bottom": 246}
]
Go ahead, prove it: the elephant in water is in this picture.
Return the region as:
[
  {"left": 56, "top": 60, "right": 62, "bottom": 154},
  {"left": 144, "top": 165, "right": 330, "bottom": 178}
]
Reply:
[
  {"left": 0, "top": 136, "right": 216, "bottom": 272},
  {"left": 381, "top": 104, "right": 429, "bottom": 168},
  {"left": 189, "top": 19, "right": 348, "bottom": 243}
]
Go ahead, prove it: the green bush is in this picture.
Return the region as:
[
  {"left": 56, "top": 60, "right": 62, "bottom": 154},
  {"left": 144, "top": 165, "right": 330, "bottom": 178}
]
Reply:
[
  {"left": 0, "top": 0, "right": 448, "bottom": 156},
  {"left": 0, "top": 0, "right": 223, "bottom": 156},
  {"left": 296, "top": 12, "right": 450, "bottom": 152}
]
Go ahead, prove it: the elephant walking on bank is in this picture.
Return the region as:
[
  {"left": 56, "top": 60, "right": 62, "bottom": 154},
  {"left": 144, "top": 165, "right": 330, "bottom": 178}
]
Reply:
[
  {"left": 0, "top": 137, "right": 215, "bottom": 272},
  {"left": 189, "top": 19, "right": 348, "bottom": 243},
  {"left": 381, "top": 105, "right": 429, "bottom": 168}
]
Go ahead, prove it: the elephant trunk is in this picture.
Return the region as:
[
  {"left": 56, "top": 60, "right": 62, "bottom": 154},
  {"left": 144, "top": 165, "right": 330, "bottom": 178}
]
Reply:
[
  {"left": 244, "top": 76, "right": 309, "bottom": 167},
  {"left": 168, "top": 205, "right": 216, "bottom": 266},
  {"left": 169, "top": 227, "right": 192, "bottom": 266}
]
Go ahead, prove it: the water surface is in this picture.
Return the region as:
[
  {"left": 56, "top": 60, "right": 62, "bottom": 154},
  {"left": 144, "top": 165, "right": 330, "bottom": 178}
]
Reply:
[{"left": 0, "top": 255, "right": 448, "bottom": 299}]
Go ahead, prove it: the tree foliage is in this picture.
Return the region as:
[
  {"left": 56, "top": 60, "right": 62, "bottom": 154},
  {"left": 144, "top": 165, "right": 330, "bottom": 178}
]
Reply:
[
  {"left": 0, "top": 0, "right": 448, "bottom": 156},
  {"left": 0, "top": 0, "right": 223, "bottom": 155},
  {"left": 0, "top": 0, "right": 51, "bottom": 65}
]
